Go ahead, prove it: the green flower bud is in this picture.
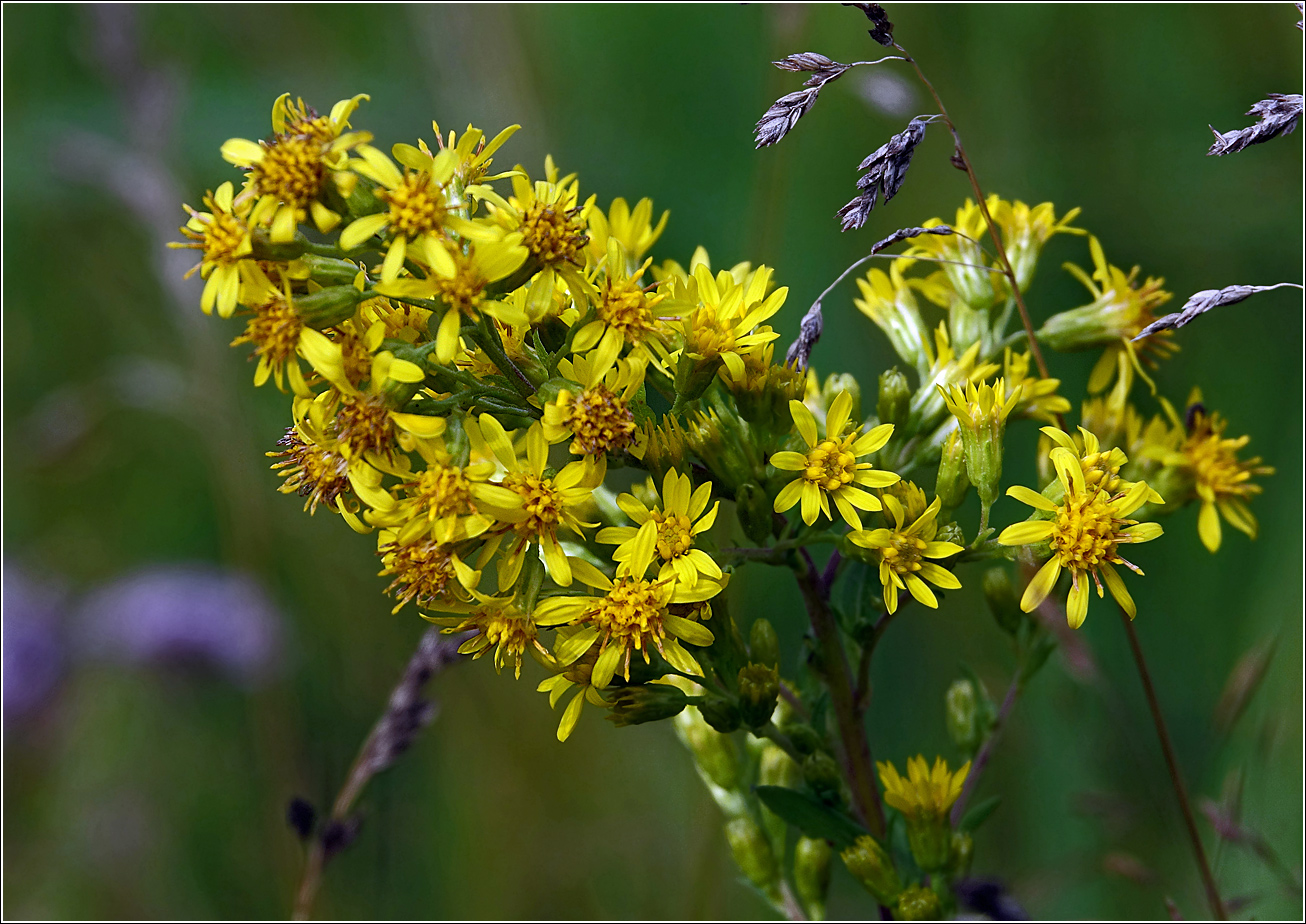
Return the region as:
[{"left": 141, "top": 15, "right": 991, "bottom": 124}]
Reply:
[
  {"left": 938, "top": 380, "right": 1017, "bottom": 522},
  {"left": 441, "top": 415, "right": 471, "bottom": 467},
  {"left": 698, "top": 695, "right": 742, "bottom": 734},
  {"left": 823, "top": 373, "right": 861, "bottom": 425},
  {"left": 802, "top": 752, "right": 844, "bottom": 803},
  {"left": 724, "top": 816, "right": 781, "bottom": 901},
  {"left": 786, "top": 724, "right": 824, "bottom": 757},
  {"left": 250, "top": 227, "right": 308, "bottom": 261},
  {"left": 877, "top": 368, "right": 911, "bottom": 429},
  {"left": 737, "top": 663, "right": 780, "bottom": 728},
  {"left": 793, "top": 836, "right": 833, "bottom": 919},
  {"left": 840, "top": 835, "right": 903, "bottom": 906},
  {"left": 295, "top": 285, "right": 366, "bottom": 329},
  {"left": 673, "top": 707, "right": 740, "bottom": 791},
  {"left": 607, "top": 683, "right": 689, "bottom": 727},
  {"left": 299, "top": 253, "right": 363, "bottom": 287},
  {"left": 906, "top": 815, "right": 953, "bottom": 873},
  {"left": 749, "top": 618, "right": 780, "bottom": 667},
  {"left": 735, "top": 481, "right": 775, "bottom": 545},
  {"left": 673, "top": 354, "right": 723, "bottom": 406},
  {"left": 895, "top": 883, "right": 942, "bottom": 921},
  {"left": 935, "top": 521, "right": 965, "bottom": 548},
  {"left": 945, "top": 679, "right": 980, "bottom": 754},
  {"left": 949, "top": 830, "right": 974, "bottom": 877},
  {"left": 982, "top": 567, "right": 1023, "bottom": 635},
  {"left": 934, "top": 428, "right": 970, "bottom": 516}
]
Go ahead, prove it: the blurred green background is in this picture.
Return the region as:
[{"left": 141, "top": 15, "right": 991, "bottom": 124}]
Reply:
[{"left": 3, "top": 4, "right": 1301, "bottom": 920}]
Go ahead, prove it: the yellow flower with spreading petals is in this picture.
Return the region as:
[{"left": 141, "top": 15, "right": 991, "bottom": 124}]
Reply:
[
  {"left": 998, "top": 444, "right": 1164, "bottom": 627},
  {"left": 1002, "top": 348, "right": 1070, "bottom": 424},
  {"left": 533, "top": 557, "right": 725, "bottom": 691},
  {"left": 339, "top": 144, "right": 494, "bottom": 283},
  {"left": 378, "top": 454, "right": 522, "bottom": 546},
  {"left": 378, "top": 233, "right": 529, "bottom": 363},
  {"left": 221, "top": 93, "right": 371, "bottom": 242},
  {"left": 849, "top": 496, "right": 963, "bottom": 613},
  {"left": 586, "top": 196, "right": 669, "bottom": 267},
  {"left": 1151, "top": 395, "right": 1273, "bottom": 552},
  {"left": 771, "top": 390, "right": 898, "bottom": 529},
  {"left": 569, "top": 239, "right": 677, "bottom": 359},
  {"left": 537, "top": 644, "right": 608, "bottom": 742},
  {"left": 598, "top": 470, "right": 722, "bottom": 588},
  {"left": 1042, "top": 425, "right": 1164, "bottom": 504},
  {"left": 664, "top": 263, "right": 786, "bottom": 382},
  {"left": 424, "top": 591, "right": 551, "bottom": 679},
  {"left": 471, "top": 417, "right": 603, "bottom": 589},
  {"left": 485, "top": 157, "right": 594, "bottom": 273},
  {"left": 376, "top": 532, "right": 480, "bottom": 614},
  {"left": 170, "top": 181, "right": 254, "bottom": 318},
  {"left": 228, "top": 262, "right": 312, "bottom": 394},
  {"left": 543, "top": 347, "right": 648, "bottom": 458}
]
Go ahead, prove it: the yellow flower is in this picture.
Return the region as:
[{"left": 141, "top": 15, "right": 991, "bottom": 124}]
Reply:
[
  {"left": 906, "top": 199, "right": 1000, "bottom": 310},
  {"left": 849, "top": 496, "right": 963, "bottom": 613},
  {"left": 664, "top": 262, "right": 785, "bottom": 383},
  {"left": 1040, "top": 235, "right": 1176, "bottom": 393},
  {"left": 376, "top": 533, "right": 480, "bottom": 614},
  {"left": 228, "top": 263, "right": 312, "bottom": 394},
  {"left": 398, "top": 121, "right": 520, "bottom": 190},
  {"left": 853, "top": 258, "right": 932, "bottom": 374},
  {"left": 378, "top": 233, "right": 530, "bottom": 363},
  {"left": 998, "top": 444, "right": 1164, "bottom": 627},
  {"left": 268, "top": 424, "right": 353, "bottom": 517},
  {"left": 533, "top": 557, "right": 725, "bottom": 690},
  {"left": 1153, "top": 396, "right": 1273, "bottom": 552},
  {"left": 987, "top": 198, "right": 1083, "bottom": 292},
  {"left": 170, "top": 181, "right": 253, "bottom": 318},
  {"left": 543, "top": 348, "right": 648, "bottom": 458},
  {"left": 912, "top": 324, "right": 1001, "bottom": 430},
  {"left": 879, "top": 755, "right": 970, "bottom": 823},
  {"left": 771, "top": 390, "right": 898, "bottom": 529},
  {"left": 471, "top": 417, "right": 603, "bottom": 589},
  {"left": 380, "top": 455, "right": 523, "bottom": 546},
  {"left": 1002, "top": 348, "right": 1070, "bottom": 423},
  {"left": 424, "top": 591, "right": 550, "bottom": 679},
  {"left": 339, "top": 144, "right": 493, "bottom": 284},
  {"left": 569, "top": 239, "right": 677, "bottom": 359},
  {"left": 536, "top": 644, "right": 608, "bottom": 741},
  {"left": 586, "top": 196, "right": 669, "bottom": 267},
  {"left": 221, "top": 93, "right": 371, "bottom": 242},
  {"left": 1041, "top": 425, "right": 1164, "bottom": 503},
  {"left": 598, "top": 470, "right": 722, "bottom": 587}
]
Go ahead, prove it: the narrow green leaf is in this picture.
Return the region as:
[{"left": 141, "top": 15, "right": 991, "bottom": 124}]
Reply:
[
  {"left": 959, "top": 795, "right": 1001, "bottom": 832},
  {"left": 753, "top": 785, "right": 867, "bottom": 849}
]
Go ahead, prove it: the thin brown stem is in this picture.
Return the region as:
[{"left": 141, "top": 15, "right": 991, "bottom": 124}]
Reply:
[
  {"left": 794, "top": 551, "right": 886, "bottom": 838},
  {"left": 1119, "top": 608, "right": 1227, "bottom": 921},
  {"left": 949, "top": 671, "right": 1020, "bottom": 827},
  {"left": 894, "top": 43, "right": 1066, "bottom": 432}
]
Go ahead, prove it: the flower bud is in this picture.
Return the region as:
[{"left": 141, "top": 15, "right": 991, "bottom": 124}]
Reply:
[
  {"left": 935, "top": 521, "right": 965, "bottom": 548},
  {"left": 876, "top": 368, "right": 910, "bottom": 430},
  {"left": 698, "top": 695, "right": 742, "bottom": 734},
  {"left": 749, "top": 618, "right": 780, "bottom": 667},
  {"left": 785, "top": 724, "right": 824, "bottom": 757},
  {"left": 802, "top": 752, "right": 844, "bottom": 803},
  {"left": 945, "top": 679, "right": 980, "bottom": 754},
  {"left": 938, "top": 380, "right": 1018, "bottom": 519},
  {"left": 949, "top": 830, "right": 974, "bottom": 877},
  {"left": 822, "top": 373, "right": 861, "bottom": 425},
  {"left": 841, "top": 835, "right": 903, "bottom": 906},
  {"left": 607, "top": 683, "right": 689, "bottom": 727},
  {"left": 793, "top": 836, "right": 832, "bottom": 919},
  {"left": 895, "top": 883, "right": 942, "bottom": 921},
  {"left": 299, "top": 254, "right": 363, "bottom": 287},
  {"left": 735, "top": 481, "right": 775, "bottom": 545},
  {"left": 673, "top": 707, "right": 739, "bottom": 791},
  {"left": 250, "top": 227, "right": 308, "bottom": 261},
  {"left": 295, "top": 285, "right": 366, "bottom": 329},
  {"left": 724, "top": 816, "right": 781, "bottom": 901},
  {"left": 737, "top": 663, "right": 781, "bottom": 728},
  {"left": 673, "top": 353, "right": 723, "bottom": 406},
  {"left": 934, "top": 428, "right": 970, "bottom": 515},
  {"left": 982, "top": 567, "right": 1023, "bottom": 635},
  {"left": 906, "top": 813, "right": 953, "bottom": 873}
]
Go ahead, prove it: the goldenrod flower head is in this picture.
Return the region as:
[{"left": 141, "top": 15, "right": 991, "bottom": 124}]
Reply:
[
  {"left": 537, "top": 644, "right": 607, "bottom": 741},
  {"left": 598, "top": 469, "right": 722, "bottom": 587},
  {"left": 1152, "top": 396, "right": 1273, "bottom": 552},
  {"left": 667, "top": 263, "right": 786, "bottom": 383},
  {"left": 229, "top": 263, "right": 310, "bottom": 394},
  {"left": 1040, "top": 425, "right": 1163, "bottom": 504},
  {"left": 989, "top": 198, "right": 1083, "bottom": 292},
  {"left": 570, "top": 240, "right": 676, "bottom": 358},
  {"left": 854, "top": 259, "right": 931, "bottom": 374},
  {"left": 939, "top": 377, "right": 1020, "bottom": 432},
  {"left": 587, "top": 196, "right": 669, "bottom": 267},
  {"left": 999, "top": 444, "right": 1164, "bottom": 627},
  {"left": 383, "top": 457, "right": 521, "bottom": 546},
  {"left": 487, "top": 157, "right": 593, "bottom": 270},
  {"left": 907, "top": 200, "right": 1000, "bottom": 310},
  {"left": 841, "top": 835, "right": 903, "bottom": 907},
  {"left": 378, "top": 233, "right": 530, "bottom": 363},
  {"left": 534, "top": 558, "right": 725, "bottom": 690},
  {"left": 1002, "top": 348, "right": 1071, "bottom": 423},
  {"left": 377, "top": 534, "right": 480, "bottom": 614},
  {"left": 425, "top": 593, "right": 550, "bottom": 679},
  {"left": 221, "top": 93, "right": 371, "bottom": 242},
  {"left": 878, "top": 755, "right": 969, "bottom": 819},
  {"left": 170, "top": 181, "right": 254, "bottom": 318},
  {"left": 268, "top": 425, "right": 352, "bottom": 516},
  {"left": 850, "top": 496, "right": 963, "bottom": 612},
  {"left": 912, "top": 324, "right": 1001, "bottom": 430},
  {"left": 545, "top": 349, "right": 648, "bottom": 458},
  {"left": 418, "top": 120, "right": 520, "bottom": 188},
  {"left": 471, "top": 418, "right": 602, "bottom": 588},
  {"left": 772, "top": 391, "right": 899, "bottom": 529}
]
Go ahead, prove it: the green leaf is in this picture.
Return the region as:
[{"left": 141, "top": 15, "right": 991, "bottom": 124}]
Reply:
[
  {"left": 959, "top": 795, "right": 1001, "bottom": 832},
  {"left": 753, "top": 785, "right": 867, "bottom": 849}
]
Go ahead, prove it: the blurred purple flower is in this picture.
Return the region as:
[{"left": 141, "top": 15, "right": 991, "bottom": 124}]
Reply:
[
  {"left": 3, "top": 563, "right": 68, "bottom": 721},
  {"left": 76, "top": 565, "right": 283, "bottom": 685}
]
